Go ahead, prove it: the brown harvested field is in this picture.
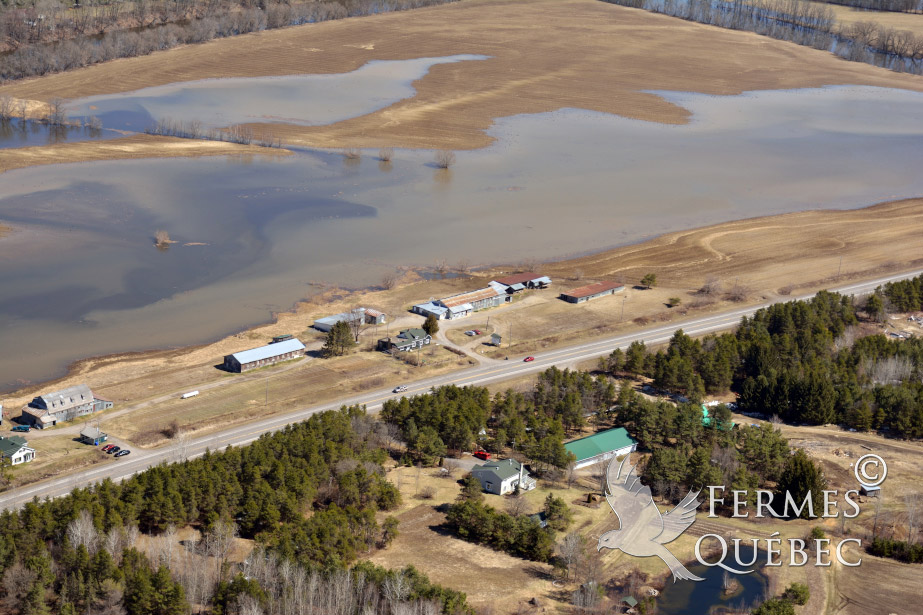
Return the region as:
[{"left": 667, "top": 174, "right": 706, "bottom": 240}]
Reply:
[
  {"left": 3, "top": 0, "right": 923, "bottom": 153},
  {"left": 0, "top": 223, "right": 10, "bottom": 238},
  {"left": 0, "top": 134, "right": 288, "bottom": 175},
  {"left": 817, "top": 1, "right": 923, "bottom": 35},
  {"left": 829, "top": 545, "right": 923, "bottom": 614}
]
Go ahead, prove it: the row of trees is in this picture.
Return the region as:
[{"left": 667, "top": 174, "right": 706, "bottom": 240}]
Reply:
[
  {"left": 382, "top": 369, "right": 614, "bottom": 470},
  {"left": 0, "top": 0, "right": 457, "bottom": 82},
  {"left": 603, "top": 0, "right": 923, "bottom": 75},
  {"left": 818, "top": 0, "right": 923, "bottom": 13},
  {"left": 145, "top": 117, "right": 284, "bottom": 148},
  {"left": 0, "top": 405, "right": 477, "bottom": 614},
  {"left": 603, "top": 290, "right": 923, "bottom": 438}
]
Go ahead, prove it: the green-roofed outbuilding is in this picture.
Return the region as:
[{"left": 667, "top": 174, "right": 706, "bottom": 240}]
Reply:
[{"left": 565, "top": 427, "right": 638, "bottom": 469}]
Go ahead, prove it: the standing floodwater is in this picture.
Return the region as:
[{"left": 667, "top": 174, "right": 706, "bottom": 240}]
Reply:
[{"left": 2, "top": 85, "right": 923, "bottom": 389}]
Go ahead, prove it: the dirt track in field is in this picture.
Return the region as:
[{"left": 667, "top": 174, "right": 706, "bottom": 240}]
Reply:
[{"left": 2, "top": 0, "right": 923, "bottom": 153}]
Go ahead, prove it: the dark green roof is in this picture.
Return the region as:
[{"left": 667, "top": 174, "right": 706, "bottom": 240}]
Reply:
[
  {"left": 622, "top": 596, "right": 638, "bottom": 607},
  {"left": 564, "top": 427, "right": 637, "bottom": 462},
  {"left": 399, "top": 328, "right": 428, "bottom": 341},
  {"left": 473, "top": 458, "right": 524, "bottom": 481},
  {"left": 0, "top": 436, "right": 29, "bottom": 456}
]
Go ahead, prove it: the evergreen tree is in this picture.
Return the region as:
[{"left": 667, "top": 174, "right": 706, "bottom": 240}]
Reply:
[
  {"left": 322, "top": 320, "right": 354, "bottom": 357},
  {"left": 422, "top": 314, "right": 440, "bottom": 336},
  {"left": 775, "top": 450, "right": 827, "bottom": 519}
]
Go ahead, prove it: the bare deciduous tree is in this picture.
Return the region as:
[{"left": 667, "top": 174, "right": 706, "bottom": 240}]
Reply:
[
  {"left": 557, "top": 531, "right": 587, "bottom": 580},
  {"left": 67, "top": 508, "right": 99, "bottom": 554},
  {"left": 698, "top": 275, "right": 722, "bottom": 296},
  {"left": 906, "top": 492, "right": 921, "bottom": 544},
  {"left": 378, "top": 147, "right": 394, "bottom": 162},
  {"left": 434, "top": 150, "right": 456, "bottom": 169},
  {"left": 0, "top": 96, "right": 13, "bottom": 121},
  {"left": 505, "top": 495, "right": 528, "bottom": 517}
]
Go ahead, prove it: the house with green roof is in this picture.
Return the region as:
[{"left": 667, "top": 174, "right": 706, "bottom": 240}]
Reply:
[
  {"left": 471, "top": 458, "right": 536, "bottom": 495},
  {"left": 0, "top": 435, "right": 35, "bottom": 465},
  {"left": 565, "top": 427, "right": 638, "bottom": 469}
]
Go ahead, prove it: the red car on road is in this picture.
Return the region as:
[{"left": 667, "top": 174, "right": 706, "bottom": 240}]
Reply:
[
  {"left": 473, "top": 451, "right": 491, "bottom": 461},
  {"left": 524, "top": 356, "right": 535, "bottom": 362}
]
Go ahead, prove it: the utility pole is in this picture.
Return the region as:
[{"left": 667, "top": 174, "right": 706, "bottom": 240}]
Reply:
[
  {"left": 621, "top": 295, "right": 627, "bottom": 322},
  {"left": 837, "top": 256, "right": 843, "bottom": 277},
  {"left": 509, "top": 323, "right": 513, "bottom": 349}
]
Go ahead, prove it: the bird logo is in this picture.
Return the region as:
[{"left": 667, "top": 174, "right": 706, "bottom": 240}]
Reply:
[{"left": 597, "top": 455, "right": 704, "bottom": 582}]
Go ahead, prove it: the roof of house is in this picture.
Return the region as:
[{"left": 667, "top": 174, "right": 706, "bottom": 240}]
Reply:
[
  {"left": 32, "top": 384, "right": 94, "bottom": 411},
  {"left": 365, "top": 309, "right": 384, "bottom": 318},
  {"left": 80, "top": 426, "right": 105, "bottom": 439},
  {"left": 621, "top": 596, "right": 639, "bottom": 607},
  {"left": 565, "top": 427, "right": 637, "bottom": 462},
  {"left": 473, "top": 458, "right": 526, "bottom": 481},
  {"left": 493, "top": 272, "right": 544, "bottom": 286},
  {"left": 398, "top": 328, "right": 429, "bottom": 341},
  {"left": 229, "top": 338, "right": 305, "bottom": 364},
  {"left": 439, "top": 287, "right": 501, "bottom": 308},
  {"left": 563, "top": 281, "right": 625, "bottom": 299},
  {"left": 447, "top": 303, "right": 474, "bottom": 314},
  {"left": 0, "top": 436, "right": 30, "bottom": 456}
]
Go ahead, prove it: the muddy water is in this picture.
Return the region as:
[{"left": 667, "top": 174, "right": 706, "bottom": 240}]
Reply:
[
  {"left": 67, "top": 55, "right": 488, "bottom": 132},
  {"left": 2, "top": 85, "right": 923, "bottom": 390}
]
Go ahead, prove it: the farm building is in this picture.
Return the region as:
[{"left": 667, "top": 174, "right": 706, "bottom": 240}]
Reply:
[
  {"left": 0, "top": 436, "right": 34, "bottom": 465},
  {"left": 223, "top": 338, "right": 305, "bottom": 373},
  {"left": 411, "top": 301, "right": 449, "bottom": 320},
  {"left": 565, "top": 427, "right": 638, "bottom": 469},
  {"left": 22, "top": 384, "right": 113, "bottom": 429},
  {"left": 492, "top": 272, "right": 552, "bottom": 291},
  {"left": 471, "top": 458, "right": 536, "bottom": 495},
  {"left": 859, "top": 483, "right": 881, "bottom": 497},
  {"left": 414, "top": 286, "right": 506, "bottom": 320},
  {"left": 377, "top": 328, "right": 432, "bottom": 352},
  {"left": 79, "top": 426, "right": 108, "bottom": 446},
  {"left": 560, "top": 281, "right": 625, "bottom": 304},
  {"left": 313, "top": 308, "right": 387, "bottom": 332}
]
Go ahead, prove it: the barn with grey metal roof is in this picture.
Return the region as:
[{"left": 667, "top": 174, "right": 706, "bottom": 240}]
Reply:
[{"left": 223, "top": 338, "right": 306, "bottom": 373}]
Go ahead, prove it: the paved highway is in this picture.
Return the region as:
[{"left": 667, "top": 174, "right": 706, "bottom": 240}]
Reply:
[{"left": 1, "top": 269, "right": 919, "bottom": 511}]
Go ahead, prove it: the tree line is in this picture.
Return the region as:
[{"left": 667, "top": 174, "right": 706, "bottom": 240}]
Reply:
[
  {"left": 601, "top": 0, "right": 923, "bottom": 75},
  {"left": 0, "top": 405, "right": 472, "bottom": 614},
  {"left": 0, "top": 0, "right": 457, "bottom": 83},
  {"left": 381, "top": 367, "right": 615, "bottom": 470},
  {"left": 817, "top": 0, "right": 923, "bottom": 13},
  {"left": 601, "top": 290, "right": 923, "bottom": 438}
]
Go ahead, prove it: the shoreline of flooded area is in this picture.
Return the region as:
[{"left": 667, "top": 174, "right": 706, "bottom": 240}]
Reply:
[
  {"left": 67, "top": 55, "right": 489, "bottom": 133},
  {"left": 2, "top": 85, "right": 923, "bottom": 390}
]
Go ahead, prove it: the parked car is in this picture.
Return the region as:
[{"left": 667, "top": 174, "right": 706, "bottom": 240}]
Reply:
[
  {"left": 464, "top": 330, "right": 476, "bottom": 336},
  {"left": 473, "top": 329, "right": 482, "bottom": 335},
  {"left": 393, "top": 385, "right": 408, "bottom": 393},
  {"left": 473, "top": 451, "right": 491, "bottom": 460},
  {"left": 114, "top": 450, "right": 130, "bottom": 458},
  {"left": 11, "top": 425, "right": 30, "bottom": 433},
  {"left": 107, "top": 446, "right": 121, "bottom": 455},
  {"left": 101, "top": 444, "right": 115, "bottom": 453},
  {"left": 524, "top": 356, "right": 535, "bottom": 362}
]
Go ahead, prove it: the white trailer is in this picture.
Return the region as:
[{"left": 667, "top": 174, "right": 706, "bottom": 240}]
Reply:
[{"left": 181, "top": 391, "right": 199, "bottom": 399}]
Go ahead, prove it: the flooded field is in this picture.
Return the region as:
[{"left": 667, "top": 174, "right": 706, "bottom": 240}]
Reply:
[
  {"left": 67, "top": 55, "right": 488, "bottom": 132},
  {"left": 2, "top": 85, "right": 923, "bottom": 389},
  {"left": 0, "top": 120, "right": 118, "bottom": 149}
]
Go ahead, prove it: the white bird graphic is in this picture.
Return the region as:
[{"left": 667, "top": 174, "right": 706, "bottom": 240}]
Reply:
[{"left": 597, "top": 455, "right": 704, "bottom": 582}]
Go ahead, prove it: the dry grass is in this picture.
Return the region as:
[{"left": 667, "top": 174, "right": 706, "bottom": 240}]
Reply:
[
  {"left": 6, "top": 434, "right": 108, "bottom": 488},
  {"left": 0, "top": 223, "right": 10, "bottom": 239},
  {"left": 2, "top": 0, "right": 923, "bottom": 153},
  {"left": 0, "top": 134, "right": 287, "bottom": 175}
]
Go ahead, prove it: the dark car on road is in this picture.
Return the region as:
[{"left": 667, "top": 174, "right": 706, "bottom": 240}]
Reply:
[
  {"left": 114, "top": 450, "right": 130, "bottom": 458},
  {"left": 107, "top": 446, "right": 121, "bottom": 454}
]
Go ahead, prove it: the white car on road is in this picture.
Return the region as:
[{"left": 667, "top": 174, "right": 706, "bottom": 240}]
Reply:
[{"left": 393, "top": 385, "right": 408, "bottom": 393}]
